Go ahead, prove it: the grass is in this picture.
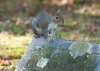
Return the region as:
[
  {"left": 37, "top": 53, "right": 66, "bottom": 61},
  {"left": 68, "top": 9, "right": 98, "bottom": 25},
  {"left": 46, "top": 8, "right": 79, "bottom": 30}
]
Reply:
[
  {"left": 0, "top": 33, "right": 31, "bottom": 71},
  {"left": 0, "top": 23, "right": 26, "bottom": 35}
]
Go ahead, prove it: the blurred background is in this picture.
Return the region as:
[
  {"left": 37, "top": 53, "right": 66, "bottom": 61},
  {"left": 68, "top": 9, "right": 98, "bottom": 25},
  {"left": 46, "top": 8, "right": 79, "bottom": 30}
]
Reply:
[{"left": 0, "top": 0, "right": 100, "bottom": 71}]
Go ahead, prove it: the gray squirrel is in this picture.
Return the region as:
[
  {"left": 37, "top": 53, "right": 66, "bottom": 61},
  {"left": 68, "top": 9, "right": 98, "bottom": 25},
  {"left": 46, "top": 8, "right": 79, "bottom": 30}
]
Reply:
[{"left": 32, "top": 10, "right": 64, "bottom": 40}]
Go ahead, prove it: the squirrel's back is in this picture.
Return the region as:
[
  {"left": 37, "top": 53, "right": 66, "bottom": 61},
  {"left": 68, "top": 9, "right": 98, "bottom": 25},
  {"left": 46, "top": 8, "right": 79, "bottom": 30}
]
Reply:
[{"left": 32, "top": 12, "right": 53, "bottom": 26}]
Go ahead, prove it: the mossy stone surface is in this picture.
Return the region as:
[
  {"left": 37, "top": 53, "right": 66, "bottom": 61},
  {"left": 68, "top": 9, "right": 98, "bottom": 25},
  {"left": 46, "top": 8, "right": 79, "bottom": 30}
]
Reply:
[{"left": 24, "top": 46, "right": 96, "bottom": 71}]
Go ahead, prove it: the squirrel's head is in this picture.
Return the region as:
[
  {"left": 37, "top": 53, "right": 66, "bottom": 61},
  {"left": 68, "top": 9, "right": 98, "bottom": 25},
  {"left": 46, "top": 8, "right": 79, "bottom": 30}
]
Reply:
[{"left": 51, "top": 10, "right": 64, "bottom": 25}]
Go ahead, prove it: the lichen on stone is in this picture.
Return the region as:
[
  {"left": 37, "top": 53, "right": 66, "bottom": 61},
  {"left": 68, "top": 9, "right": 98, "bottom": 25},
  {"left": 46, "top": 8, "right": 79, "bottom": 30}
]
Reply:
[
  {"left": 36, "top": 57, "right": 49, "bottom": 68},
  {"left": 69, "top": 42, "right": 92, "bottom": 58}
]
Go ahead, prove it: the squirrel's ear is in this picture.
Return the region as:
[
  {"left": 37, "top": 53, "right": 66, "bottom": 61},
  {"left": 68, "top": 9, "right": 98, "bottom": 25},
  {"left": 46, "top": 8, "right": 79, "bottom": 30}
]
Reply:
[{"left": 51, "top": 9, "right": 61, "bottom": 16}]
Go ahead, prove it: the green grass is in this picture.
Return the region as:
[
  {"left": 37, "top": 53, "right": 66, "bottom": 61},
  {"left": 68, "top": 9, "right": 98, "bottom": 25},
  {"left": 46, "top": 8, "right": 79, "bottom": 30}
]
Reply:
[
  {"left": 0, "top": 34, "right": 31, "bottom": 71},
  {"left": 0, "top": 23, "right": 26, "bottom": 35}
]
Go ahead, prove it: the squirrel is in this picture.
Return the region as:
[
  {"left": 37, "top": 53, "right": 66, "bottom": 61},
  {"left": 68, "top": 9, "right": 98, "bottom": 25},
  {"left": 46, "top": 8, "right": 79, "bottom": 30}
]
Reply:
[{"left": 32, "top": 10, "right": 64, "bottom": 39}]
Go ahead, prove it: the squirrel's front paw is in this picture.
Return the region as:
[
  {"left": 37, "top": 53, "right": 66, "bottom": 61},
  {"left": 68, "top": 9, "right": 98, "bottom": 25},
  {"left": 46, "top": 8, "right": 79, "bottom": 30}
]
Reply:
[{"left": 47, "top": 36, "right": 54, "bottom": 43}]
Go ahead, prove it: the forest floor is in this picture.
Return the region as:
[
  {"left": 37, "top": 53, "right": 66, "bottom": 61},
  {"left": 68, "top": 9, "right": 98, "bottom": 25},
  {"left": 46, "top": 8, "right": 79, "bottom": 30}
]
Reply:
[{"left": 0, "top": 4, "right": 100, "bottom": 71}]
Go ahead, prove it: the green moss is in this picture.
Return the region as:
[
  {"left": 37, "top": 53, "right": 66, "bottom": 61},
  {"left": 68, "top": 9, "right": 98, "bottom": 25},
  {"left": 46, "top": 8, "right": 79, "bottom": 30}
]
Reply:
[{"left": 24, "top": 47, "right": 96, "bottom": 71}]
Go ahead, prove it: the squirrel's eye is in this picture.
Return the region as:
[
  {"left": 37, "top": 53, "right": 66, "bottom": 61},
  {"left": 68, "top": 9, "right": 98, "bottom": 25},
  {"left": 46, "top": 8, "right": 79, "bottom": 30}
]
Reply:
[{"left": 56, "top": 16, "right": 59, "bottom": 19}]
